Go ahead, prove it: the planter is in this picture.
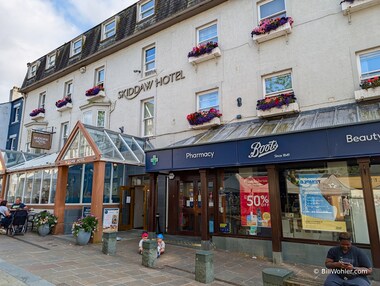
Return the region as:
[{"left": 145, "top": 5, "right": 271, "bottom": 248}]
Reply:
[
  {"left": 341, "top": 0, "right": 380, "bottom": 15},
  {"left": 257, "top": 102, "right": 300, "bottom": 118},
  {"left": 37, "top": 224, "right": 50, "bottom": 236},
  {"left": 252, "top": 22, "right": 292, "bottom": 44},
  {"left": 76, "top": 229, "right": 91, "bottom": 245},
  {"left": 188, "top": 47, "right": 221, "bottom": 65},
  {"left": 30, "top": 113, "right": 45, "bottom": 120},
  {"left": 189, "top": 117, "right": 221, "bottom": 130},
  {"left": 56, "top": 103, "right": 73, "bottom": 112},
  {"left": 355, "top": 86, "right": 380, "bottom": 102},
  {"left": 86, "top": 90, "right": 105, "bottom": 101}
]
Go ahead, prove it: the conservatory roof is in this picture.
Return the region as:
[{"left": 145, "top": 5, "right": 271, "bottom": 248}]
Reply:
[
  {"left": 169, "top": 102, "right": 380, "bottom": 148},
  {"left": 6, "top": 152, "right": 59, "bottom": 172},
  {"left": 0, "top": 149, "right": 41, "bottom": 174}
]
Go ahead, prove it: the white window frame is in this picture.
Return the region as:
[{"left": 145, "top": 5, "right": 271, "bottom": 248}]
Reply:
[
  {"left": 12, "top": 104, "right": 20, "bottom": 123},
  {"left": 357, "top": 48, "right": 380, "bottom": 81},
  {"left": 46, "top": 53, "right": 56, "bottom": 69},
  {"left": 143, "top": 45, "right": 156, "bottom": 76},
  {"left": 262, "top": 70, "right": 293, "bottom": 98},
  {"left": 96, "top": 110, "right": 106, "bottom": 128},
  {"left": 142, "top": 98, "right": 154, "bottom": 137},
  {"left": 39, "top": 92, "right": 46, "bottom": 109},
  {"left": 29, "top": 63, "right": 38, "bottom": 78},
  {"left": 65, "top": 80, "right": 73, "bottom": 97},
  {"left": 138, "top": 0, "right": 155, "bottom": 21},
  {"left": 95, "top": 67, "right": 105, "bottom": 87},
  {"left": 60, "top": 122, "right": 69, "bottom": 149},
  {"left": 101, "top": 17, "right": 118, "bottom": 41},
  {"left": 9, "top": 134, "right": 17, "bottom": 151},
  {"left": 258, "top": 0, "right": 287, "bottom": 21},
  {"left": 70, "top": 37, "right": 83, "bottom": 57},
  {"left": 197, "top": 22, "right": 218, "bottom": 46},
  {"left": 82, "top": 110, "right": 93, "bottom": 125},
  {"left": 197, "top": 89, "right": 220, "bottom": 112}
]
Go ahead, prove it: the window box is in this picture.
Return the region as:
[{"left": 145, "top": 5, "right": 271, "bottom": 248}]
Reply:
[
  {"left": 30, "top": 113, "right": 45, "bottom": 120},
  {"left": 252, "top": 21, "right": 292, "bottom": 44},
  {"left": 30, "top": 108, "right": 45, "bottom": 120},
  {"left": 87, "top": 90, "right": 105, "bottom": 101},
  {"left": 355, "top": 86, "right": 380, "bottom": 101},
  {"left": 56, "top": 103, "right": 73, "bottom": 112},
  {"left": 341, "top": 0, "right": 380, "bottom": 15},
  {"left": 190, "top": 117, "right": 221, "bottom": 130},
  {"left": 188, "top": 47, "right": 221, "bottom": 65},
  {"left": 257, "top": 102, "right": 299, "bottom": 118},
  {"left": 86, "top": 86, "right": 105, "bottom": 101}
]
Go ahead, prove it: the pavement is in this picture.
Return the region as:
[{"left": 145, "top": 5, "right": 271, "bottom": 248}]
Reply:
[{"left": 0, "top": 230, "right": 379, "bottom": 286}]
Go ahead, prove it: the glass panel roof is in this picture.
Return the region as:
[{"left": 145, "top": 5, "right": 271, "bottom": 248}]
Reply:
[
  {"left": 169, "top": 102, "right": 380, "bottom": 148},
  {"left": 0, "top": 149, "right": 40, "bottom": 171},
  {"left": 63, "top": 129, "right": 95, "bottom": 160}
]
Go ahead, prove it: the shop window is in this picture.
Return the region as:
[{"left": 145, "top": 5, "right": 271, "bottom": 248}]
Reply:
[
  {"left": 138, "top": 0, "right": 155, "bottom": 21},
  {"left": 82, "top": 164, "right": 93, "bottom": 203},
  {"left": 197, "top": 22, "right": 218, "bottom": 46},
  {"left": 263, "top": 71, "right": 292, "bottom": 97},
  {"left": 103, "top": 163, "right": 123, "bottom": 203},
  {"left": 143, "top": 45, "right": 156, "bottom": 76},
  {"left": 258, "top": 0, "right": 286, "bottom": 21},
  {"left": 358, "top": 49, "right": 380, "bottom": 80},
  {"left": 31, "top": 170, "right": 42, "bottom": 204},
  {"left": 66, "top": 164, "right": 83, "bottom": 204},
  {"left": 70, "top": 37, "right": 82, "bottom": 57},
  {"left": 197, "top": 89, "right": 219, "bottom": 111},
  {"left": 369, "top": 163, "right": 380, "bottom": 239},
  {"left": 219, "top": 167, "right": 270, "bottom": 237},
  {"left": 280, "top": 161, "right": 369, "bottom": 243},
  {"left": 142, "top": 98, "right": 154, "bottom": 137}
]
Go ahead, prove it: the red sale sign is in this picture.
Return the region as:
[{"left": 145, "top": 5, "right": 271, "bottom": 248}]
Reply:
[{"left": 239, "top": 176, "right": 271, "bottom": 228}]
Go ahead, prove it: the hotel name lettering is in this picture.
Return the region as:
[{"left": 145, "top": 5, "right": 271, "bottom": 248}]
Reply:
[{"left": 118, "top": 70, "right": 185, "bottom": 100}]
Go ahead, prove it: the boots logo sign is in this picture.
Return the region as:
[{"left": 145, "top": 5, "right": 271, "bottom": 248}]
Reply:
[{"left": 248, "top": 140, "right": 278, "bottom": 158}]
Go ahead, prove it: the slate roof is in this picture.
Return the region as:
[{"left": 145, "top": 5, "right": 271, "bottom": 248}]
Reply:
[{"left": 21, "top": 0, "right": 226, "bottom": 92}]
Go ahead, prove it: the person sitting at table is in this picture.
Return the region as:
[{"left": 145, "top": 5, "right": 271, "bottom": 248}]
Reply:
[
  {"left": 11, "top": 197, "right": 27, "bottom": 210},
  {"left": 0, "top": 200, "right": 12, "bottom": 229}
]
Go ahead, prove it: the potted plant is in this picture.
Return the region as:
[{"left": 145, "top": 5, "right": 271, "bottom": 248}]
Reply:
[
  {"left": 187, "top": 108, "right": 222, "bottom": 126},
  {"left": 55, "top": 96, "right": 72, "bottom": 108},
  {"left": 34, "top": 211, "right": 58, "bottom": 236},
  {"left": 72, "top": 215, "right": 99, "bottom": 245}
]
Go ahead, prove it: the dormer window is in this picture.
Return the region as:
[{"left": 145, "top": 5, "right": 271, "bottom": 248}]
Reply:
[
  {"left": 28, "top": 63, "right": 38, "bottom": 78},
  {"left": 101, "top": 18, "right": 117, "bottom": 41},
  {"left": 46, "top": 53, "right": 56, "bottom": 69},
  {"left": 139, "top": 0, "right": 155, "bottom": 21},
  {"left": 71, "top": 37, "right": 83, "bottom": 57}
]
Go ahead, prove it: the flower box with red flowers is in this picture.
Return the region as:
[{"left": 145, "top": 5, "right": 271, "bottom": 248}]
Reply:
[
  {"left": 256, "top": 92, "right": 299, "bottom": 118},
  {"left": 188, "top": 42, "right": 221, "bottom": 65},
  {"left": 187, "top": 108, "right": 222, "bottom": 129},
  {"left": 85, "top": 86, "right": 105, "bottom": 101},
  {"left": 30, "top": 108, "right": 45, "bottom": 120},
  {"left": 251, "top": 17, "right": 293, "bottom": 43},
  {"left": 355, "top": 76, "right": 380, "bottom": 101},
  {"left": 55, "top": 96, "right": 72, "bottom": 111}
]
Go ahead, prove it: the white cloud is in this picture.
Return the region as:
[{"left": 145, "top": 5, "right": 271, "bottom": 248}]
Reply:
[{"left": 0, "top": 0, "right": 137, "bottom": 103}]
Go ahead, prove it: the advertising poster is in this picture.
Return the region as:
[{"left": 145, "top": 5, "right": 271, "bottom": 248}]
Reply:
[
  {"left": 299, "top": 174, "right": 347, "bottom": 232},
  {"left": 103, "top": 208, "right": 119, "bottom": 232},
  {"left": 239, "top": 176, "right": 271, "bottom": 229}
]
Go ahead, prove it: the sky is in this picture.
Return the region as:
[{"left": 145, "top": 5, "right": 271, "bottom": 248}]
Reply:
[{"left": 0, "top": 0, "right": 139, "bottom": 103}]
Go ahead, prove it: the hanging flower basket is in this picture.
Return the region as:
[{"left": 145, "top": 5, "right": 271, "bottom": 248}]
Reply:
[
  {"left": 187, "top": 108, "right": 222, "bottom": 126},
  {"left": 55, "top": 96, "right": 72, "bottom": 108},
  {"left": 29, "top": 108, "right": 45, "bottom": 117},
  {"left": 256, "top": 92, "right": 296, "bottom": 111}
]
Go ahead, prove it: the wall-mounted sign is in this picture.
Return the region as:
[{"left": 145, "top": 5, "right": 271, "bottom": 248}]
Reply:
[
  {"left": 30, "top": 131, "right": 52, "bottom": 150},
  {"left": 118, "top": 70, "right": 185, "bottom": 100}
]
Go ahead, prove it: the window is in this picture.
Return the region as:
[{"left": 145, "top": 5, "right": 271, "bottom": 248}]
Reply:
[
  {"left": 29, "top": 63, "right": 37, "bottom": 78},
  {"left": 139, "top": 0, "right": 155, "bottom": 21},
  {"left": 83, "top": 110, "right": 92, "bottom": 125},
  {"left": 143, "top": 45, "right": 156, "bottom": 76},
  {"left": 142, "top": 98, "right": 154, "bottom": 137},
  {"left": 258, "top": 0, "right": 286, "bottom": 21},
  {"left": 8, "top": 135, "right": 16, "bottom": 151},
  {"left": 95, "top": 67, "right": 105, "bottom": 87},
  {"left": 197, "top": 22, "right": 218, "bottom": 45},
  {"left": 60, "top": 122, "right": 69, "bottom": 148},
  {"left": 12, "top": 104, "right": 20, "bottom": 123},
  {"left": 358, "top": 49, "right": 380, "bottom": 80},
  {"left": 263, "top": 71, "right": 292, "bottom": 97},
  {"left": 39, "top": 92, "right": 46, "bottom": 109},
  {"left": 197, "top": 89, "right": 219, "bottom": 111},
  {"left": 71, "top": 37, "right": 82, "bottom": 56},
  {"left": 102, "top": 18, "right": 117, "bottom": 40},
  {"left": 97, "top": 110, "right": 106, "bottom": 127},
  {"left": 46, "top": 53, "right": 56, "bottom": 69},
  {"left": 65, "top": 80, "right": 73, "bottom": 97}
]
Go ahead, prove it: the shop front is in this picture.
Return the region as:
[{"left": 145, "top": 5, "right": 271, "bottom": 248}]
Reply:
[{"left": 146, "top": 105, "right": 380, "bottom": 271}]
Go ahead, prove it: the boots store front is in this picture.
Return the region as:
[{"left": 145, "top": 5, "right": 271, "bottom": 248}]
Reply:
[{"left": 146, "top": 113, "right": 380, "bottom": 269}]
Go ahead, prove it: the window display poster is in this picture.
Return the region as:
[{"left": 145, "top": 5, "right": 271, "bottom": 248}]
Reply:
[
  {"left": 103, "top": 208, "right": 119, "bottom": 232},
  {"left": 299, "top": 174, "right": 346, "bottom": 232},
  {"left": 239, "top": 176, "right": 271, "bottom": 228}
]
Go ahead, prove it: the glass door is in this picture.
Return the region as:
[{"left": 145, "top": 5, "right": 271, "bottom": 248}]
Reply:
[{"left": 178, "top": 179, "right": 201, "bottom": 235}]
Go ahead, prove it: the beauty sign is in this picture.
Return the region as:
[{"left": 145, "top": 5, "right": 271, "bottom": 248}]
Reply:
[{"left": 239, "top": 176, "right": 271, "bottom": 229}]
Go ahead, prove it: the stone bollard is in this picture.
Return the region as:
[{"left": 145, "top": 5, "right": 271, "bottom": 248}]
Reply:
[
  {"left": 102, "top": 232, "right": 117, "bottom": 255},
  {"left": 195, "top": 250, "right": 214, "bottom": 284},
  {"left": 262, "top": 268, "right": 293, "bottom": 286},
  {"left": 142, "top": 239, "right": 157, "bottom": 268}
]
